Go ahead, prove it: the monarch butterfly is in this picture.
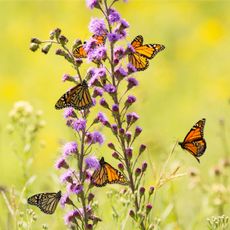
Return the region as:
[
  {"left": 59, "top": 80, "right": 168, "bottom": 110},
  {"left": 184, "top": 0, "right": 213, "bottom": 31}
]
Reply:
[
  {"left": 179, "top": 118, "right": 206, "bottom": 163},
  {"left": 27, "top": 191, "right": 61, "bottom": 214},
  {"left": 73, "top": 34, "right": 107, "bottom": 59},
  {"left": 91, "top": 157, "right": 129, "bottom": 187},
  {"left": 55, "top": 80, "right": 93, "bottom": 110},
  {"left": 128, "top": 35, "right": 165, "bottom": 71}
]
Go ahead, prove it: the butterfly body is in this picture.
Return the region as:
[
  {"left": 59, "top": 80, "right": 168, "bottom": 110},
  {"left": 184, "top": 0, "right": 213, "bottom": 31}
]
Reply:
[
  {"left": 91, "top": 157, "right": 128, "bottom": 187},
  {"left": 27, "top": 191, "right": 61, "bottom": 214},
  {"left": 55, "top": 80, "right": 93, "bottom": 110},
  {"left": 179, "top": 118, "right": 206, "bottom": 163},
  {"left": 128, "top": 35, "right": 165, "bottom": 71}
]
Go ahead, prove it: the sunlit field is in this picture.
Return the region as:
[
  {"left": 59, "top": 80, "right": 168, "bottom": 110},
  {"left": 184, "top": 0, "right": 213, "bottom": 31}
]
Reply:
[{"left": 0, "top": 0, "right": 229, "bottom": 229}]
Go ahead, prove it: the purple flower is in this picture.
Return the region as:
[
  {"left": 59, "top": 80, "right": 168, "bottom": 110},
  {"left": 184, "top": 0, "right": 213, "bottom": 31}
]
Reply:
[
  {"left": 114, "top": 47, "right": 125, "bottom": 59},
  {"left": 66, "top": 118, "right": 74, "bottom": 127},
  {"left": 127, "top": 77, "right": 139, "bottom": 89},
  {"left": 135, "top": 168, "right": 141, "bottom": 176},
  {"left": 127, "top": 63, "right": 137, "bottom": 73},
  {"left": 99, "top": 98, "right": 109, "bottom": 109},
  {"left": 60, "top": 169, "right": 74, "bottom": 183},
  {"left": 88, "top": 46, "right": 107, "bottom": 62},
  {"left": 89, "top": 18, "right": 107, "bottom": 36},
  {"left": 142, "top": 162, "right": 148, "bottom": 172},
  {"left": 108, "top": 33, "right": 120, "bottom": 43},
  {"left": 62, "top": 74, "right": 72, "bottom": 82},
  {"left": 64, "top": 209, "right": 82, "bottom": 225},
  {"left": 67, "top": 183, "right": 83, "bottom": 194},
  {"left": 132, "top": 112, "right": 139, "bottom": 122},
  {"left": 125, "top": 147, "right": 133, "bottom": 159},
  {"left": 86, "top": 0, "right": 100, "bottom": 9},
  {"left": 139, "top": 144, "right": 146, "bottom": 155},
  {"left": 84, "top": 38, "right": 98, "bottom": 54},
  {"left": 92, "top": 131, "right": 104, "bottom": 145},
  {"left": 125, "top": 44, "right": 135, "bottom": 54},
  {"left": 111, "top": 124, "right": 118, "bottom": 134},
  {"left": 55, "top": 157, "right": 69, "bottom": 169},
  {"left": 85, "top": 132, "right": 93, "bottom": 144},
  {"left": 119, "top": 19, "right": 129, "bottom": 29},
  {"left": 60, "top": 193, "right": 70, "bottom": 208},
  {"left": 146, "top": 204, "right": 152, "bottom": 214},
  {"left": 96, "top": 67, "right": 107, "bottom": 79},
  {"left": 125, "top": 95, "right": 136, "bottom": 105},
  {"left": 112, "top": 104, "right": 119, "bottom": 112},
  {"left": 112, "top": 152, "right": 119, "bottom": 159},
  {"left": 62, "top": 142, "right": 78, "bottom": 156},
  {"left": 97, "top": 112, "right": 108, "bottom": 123},
  {"left": 64, "top": 108, "right": 76, "bottom": 119},
  {"left": 135, "top": 126, "right": 142, "bottom": 137},
  {"left": 93, "top": 87, "right": 104, "bottom": 98},
  {"left": 108, "top": 8, "right": 121, "bottom": 24},
  {"left": 104, "top": 84, "right": 116, "bottom": 94},
  {"left": 72, "top": 118, "right": 86, "bottom": 131},
  {"left": 85, "top": 155, "right": 100, "bottom": 169},
  {"left": 115, "top": 67, "right": 127, "bottom": 80},
  {"left": 125, "top": 131, "right": 132, "bottom": 143},
  {"left": 139, "top": 187, "right": 145, "bottom": 196},
  {"left": 118, "top": 163, "right": 124, "bottom": 171}
]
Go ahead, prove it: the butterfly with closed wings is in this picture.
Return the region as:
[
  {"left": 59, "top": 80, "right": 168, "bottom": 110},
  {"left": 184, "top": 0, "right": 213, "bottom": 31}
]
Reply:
[
  {"left": 73, "top": 34, "right": 107, "bottom": 59},
  {"left": 27, "top": 191, "right": 61, "bottom": 214},
  {"left": 91, "top": 157, "right": 129, "bottom": 187},
  {"left": 55, "top": 80, "right": 93, "bottom": 111},
  {"left": 179, "top": 118, "right": 207, "bottom": 163},
  {"left": 128, "top": 35, "right": 165, "bottom": 71}
]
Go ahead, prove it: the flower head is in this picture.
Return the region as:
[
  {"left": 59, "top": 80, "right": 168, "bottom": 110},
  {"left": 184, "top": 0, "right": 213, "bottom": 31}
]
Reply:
[
  {"left": 55, "top": 157, "right": 69, "bottom": 169},
  {"left": 104, "top": 84, "right": 116, "bottom": 94},
  {"left": 97, "top": 112, "right": 108, "bottom": 124},
  {"left": 64, "top": 108, "right": 76, "bottom": 119},
  {"left": 72, "top": 118, "right": 86, "bottom": 131},
  {"left": 62, "top": 142, "right": 78, "bottom": 157},
  {"left": 108, "top": 8, "right": 121, "bottom": 24},
  {"left": 108, "top": 33, "right": 120, "bottom": 43},
  {"left": 125, "top": 95, "right": 136, "bottom": 106},
  {"left": 86, "top": 0, "right": 100, "bottom": 9},
  {"left": 60, "top": 193, "right": 70, "bottom": 208},
  {"left": 60, "top": 169, "right": 74, "bottom": 183},
  {"left": 127, "top": 77, "right": 139, "bottom": 89},
  {"left": 115, "top": 66, "right": 127, "bottom": 80},
  {"left": 67, "top": 183, "right": 83, "bottom": 194},
  {"left": 127, "top": 63, "right": 137, "bottom": 73},
  {"left": 89, "top": 18, "right": 107, "bottom": 36},
  {"left": 64, "top": 209, "right": 82, "bottom": 225},
  {"left": 92, "top": 131, "right": 104, "bottom": 145},
  {"left": 92, "top": 87, "right": 104, "bottom": 98},
  {"left": 85, "top": 155, "right": 100, "bottom": 169}
]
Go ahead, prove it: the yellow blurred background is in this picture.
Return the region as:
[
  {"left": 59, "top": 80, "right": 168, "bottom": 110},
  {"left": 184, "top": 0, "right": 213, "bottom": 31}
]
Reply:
[{"left": 0, "top": 0, "right": 230, "bottom": 229}]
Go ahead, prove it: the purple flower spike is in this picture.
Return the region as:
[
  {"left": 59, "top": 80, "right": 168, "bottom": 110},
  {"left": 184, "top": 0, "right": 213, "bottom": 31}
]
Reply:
[
  {"left": 92, "top": 131, "right": 104, "bottom": 145},
  {"left": 108, "top": 8, "right": 121, "bottom": 24},
  {"left": 108, "top": 33, "right": 120, "bottom": 43},
  {"left": 72, "top": 118, "right": 86, "bottom": 132},
  {"left": 55, "top": 157, "right": 69, "bottom": 169},
  {"left": 63, "top": 142, "right": 78, "bottom": 156},
  {"left": 64, "top": 108, "right": 76, "bottom": 119},
  {"left": 85, "top": 155, "right": 100, "bottom": 169},
  {"left": 86, "top": 0, "right": 100, "bottom": 9},
  {"left": 93, "top": 87, "right": 104, "bottom": 98},
  {"left": 104, "top": 84, "right": 116, "bottom": 94},
  {"left": 127, "top": 77, "right": 139, "bottom": 89},
  {"left": 89, "top": 18, "right": 107, "bottom": 36}
]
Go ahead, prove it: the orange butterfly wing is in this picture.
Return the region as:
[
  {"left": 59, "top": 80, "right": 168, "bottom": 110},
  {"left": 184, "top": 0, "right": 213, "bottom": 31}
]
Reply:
[
  {"left": 179, "top": 119, "right": 206, "bottom": 163},
  {"left": 91, "top": 157, "right": 128, "bottom": 187},
  {"left": 73, "top": 45, "right": 87, "bottom": 58}
]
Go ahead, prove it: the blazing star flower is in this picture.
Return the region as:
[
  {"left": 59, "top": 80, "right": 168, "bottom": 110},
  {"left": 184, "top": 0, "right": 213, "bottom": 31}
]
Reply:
[
  {"left": 86, "top": 0, "right": 100, "bottom": 9},
  {"left": 62, "top": 74, "right": 72, "bottom": 82},
  {"left": 89, "top": 18, "right": 107, "bottom": 36},
  {"left": 92, "top": 87, "right": 104, "bottom": 98},
  {"left": 87, "top": 46, "right": 107, "bottom": 62},
  {"left": 127, "top": 77, "right": 139, "bottom": 89},
  {"left": 92, "top": 131, "right": 104, "bottom": 145},
  {"left": 99, "top": 98, "right": 110, "bottom": 109},
  {"left": 64, "top": 108, "right": 75, "bottom": 119},
  {"left": 60, "top": 193, "right": 70, "bottom": 208},
  {"left": 55, "top": 157, "right": 69, "bottom": 169},
  {"left": 72, "top": 118, "right": 86, "bottom": 131},
  {"left": 62, "top": 141, "right": 78, "bottom": 156},
  {"left": 96, "top": 67, "right": 107, "bottom": 79},
  {"left": 125, "top": 95, "right": 136, "bottom": 105},
  {"left": 112, "top": 104, "right": 119, "bottom": 112},
  {"left": 114, "top": 46, "right": 125, "bottom": 59},
  {"left": 104, "top": 84, "right": 116, "bottom": 94},
  {"left": 85, "top": 155, "right": 100, "bottom": 169},
  {"left": 108, "top": 8, "right": 121, "bottom": 24},
  {"left": 119, "top": 19, "right": 129, "bottom": 29},
  {"left": 84, "top": 38, "right": 98, "bottom": 54},
  {"left": 108, "top": 33, "right": 120, "bottom": 43},
  {"left": 60, "top": 169, "right": 74, "bottom": 183},
  {"left": 64, "top": 209, "right": 82, "bottom": 225},
  {"left": 125, "top": 44, "right": 135, "bottom": 54},
  {"left": 127, "top": 63, "right": 137, "bottom": 73},
  {"left": 115, "top": 66, "right": 127, "bottom": 80},
  {"left": 67, "top": 183, "right": 83, "bottom": 194},
  {"left": 97, "top": 112, "right": 108, "bottom": 123}
]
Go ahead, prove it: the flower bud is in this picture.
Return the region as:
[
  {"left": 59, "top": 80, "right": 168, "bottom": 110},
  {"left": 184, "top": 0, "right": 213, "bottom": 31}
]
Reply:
[
  {"left": 135, "top": 168, "right": 141, "bottom": 177},
  {"left": 88, "top": 193, "right": 95, "bottom": 203},
  {"left": 111, "top": 124, "right": 118, "bottom": 135},
  {"left": 59, "top": 35, "right": 68, "bottom": 45},
  {"left": 55, "top": 48, "right": 66, "bottom": 56},
  {"left": 29, "top": 43, "right": 39, "bottom": 52},
  {"left": 30, "top": 38, "right": 42, "bottom": 44},
  {"left": 99, "top": 98, "right": 110, "bottom": 109},
  {"left": 134, "top": 126, "right": 142, "bottom": 137},
  {"left": 87, "top": 224, "right": 93, "bottom": 229},
  {"left": 112, "top": 104, "right": 119, "bottom": 113},
  {"left": 112, "top": 152, "right": 119, "bottom": 159},
  {"left": 139, "top": 187, "right": 145, "bottom": 196},
  {"left": 139, "top": 144, "right": 146, "bottom": 155},
  {"left": 125, "top": 147, "right": 132, "bottom": 159},
  {"left": 141, "top": 162, "right": 148, "bottom": 172},
  {"left": 125, "top": 131, "right": 132, "bottom": 144},
  {"left": 129, "top": 209, "right": 135, "bottom": 219},
  {"left": 108, "top": 142, "right": 116, "bottom": 150},
  {"left": 118, "top": 163, "right": 124, "bottom": 171},
  {"left": 146, "top": 204, "right": 152, "bottom": 215},
  {"left": 149, "top": 186, "right": 155, "bottom": 196},
  {"left": 119, "top": 128, "right": 125, "bottom": 136}
]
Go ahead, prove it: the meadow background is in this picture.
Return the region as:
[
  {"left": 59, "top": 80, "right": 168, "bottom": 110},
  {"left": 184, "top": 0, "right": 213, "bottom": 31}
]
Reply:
[{"left": 0, "top": 0, "right": 229, "bottom": 229}]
